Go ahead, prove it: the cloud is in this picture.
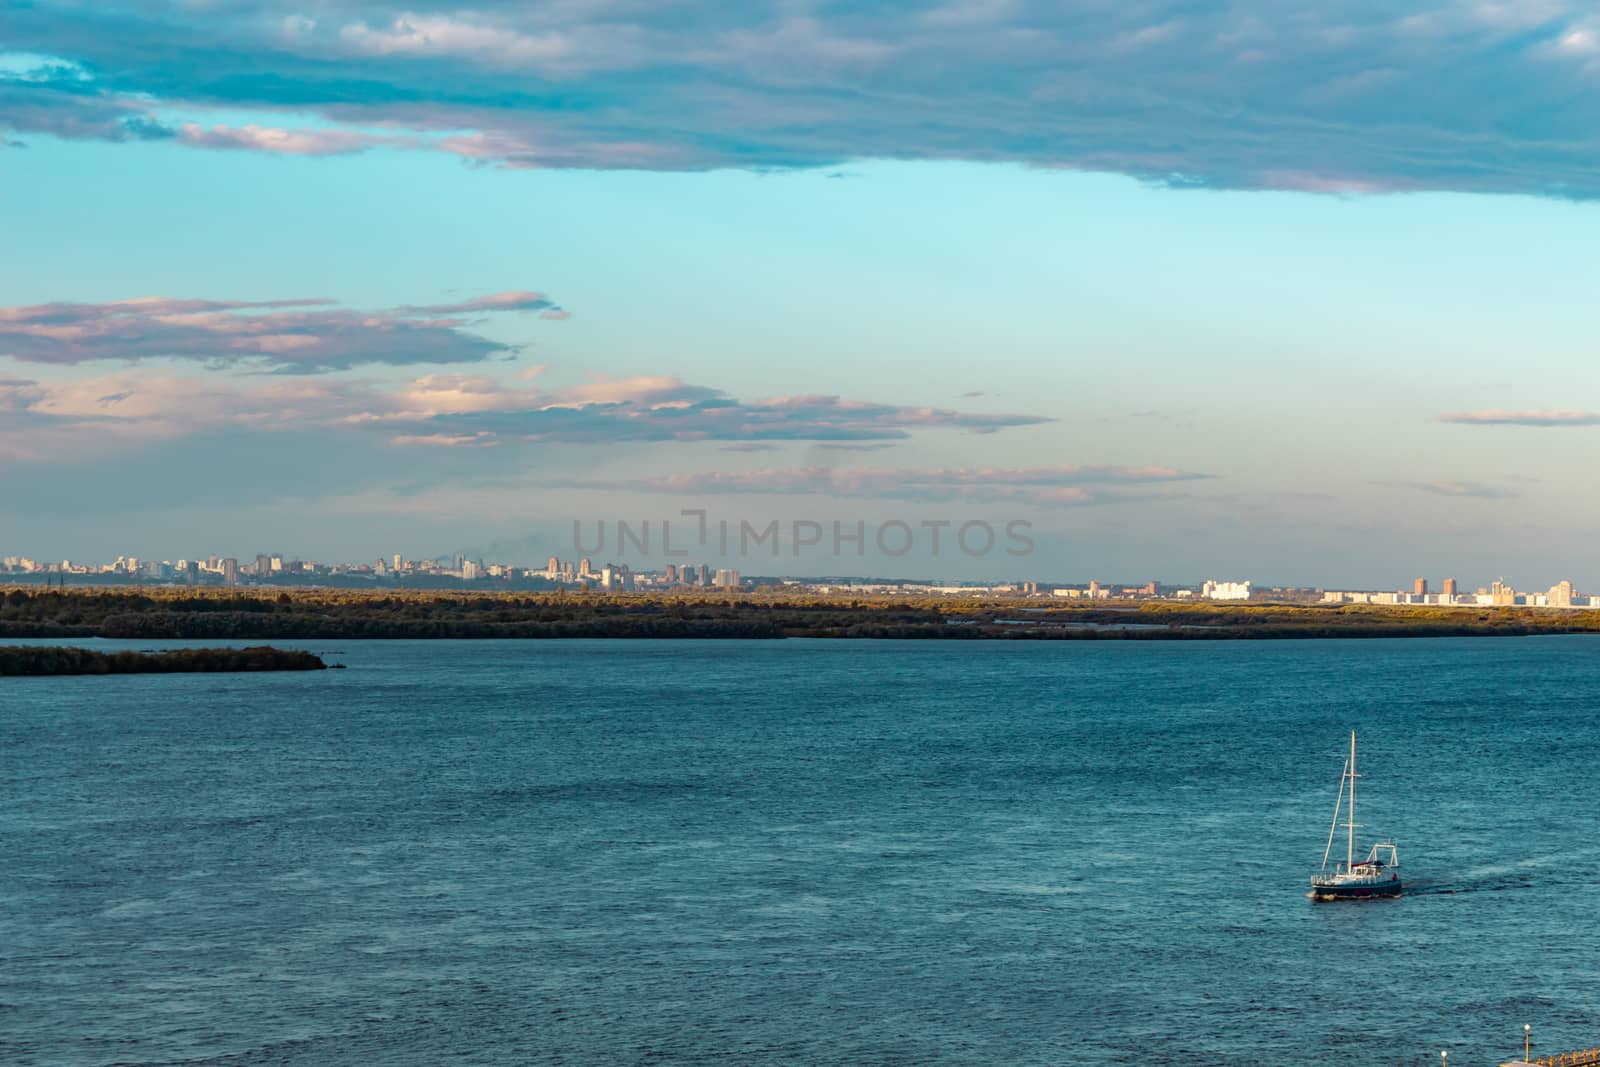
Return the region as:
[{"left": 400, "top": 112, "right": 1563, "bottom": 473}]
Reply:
[
  {"left": 0, "top": 370, "right": 1052, "bottom": 462},
  {"left": 397, "top": 292, "right": 556, "bottom": 314},
  {"left": 7, "top": 5, "right": 1600, "bottom": 194},
  {"left": 0, "top": 377, "right": 47, "bottom": 413},
  {"left": 176, "top": 123, "right": 395, "bottom": 156},
  {"left": 556, "top": 463, "right": 1210, "bottom": 506},
  {"left": 0, "top": 291, "right": 554, "bottom": 372},
  {"left": 1385, "top": 479, "right": 1516, "bottom": 499},
  {"left": 407, "top": 386, "right": 1053, "bottom": 444},
  {"left": 813, "top": 443, "right": 897, "bottom": 452},
  {"left": 1438, "top": 409, "right": 1600, "bottom": 426}
]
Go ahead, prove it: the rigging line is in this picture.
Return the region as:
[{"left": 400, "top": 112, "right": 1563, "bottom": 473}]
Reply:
[{"left": 1320, "top": 757, "right": 1347, "bottom": 873}]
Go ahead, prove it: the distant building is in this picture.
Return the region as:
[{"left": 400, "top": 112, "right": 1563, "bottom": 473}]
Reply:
[
  {"left": 1442, "top": 577, "right": 1457, "bottom": 597},
  {"left": 221, "top": 558, "right": 239, "bottom": 584},
  {"left": 1202, "top": 579, "right": 1252, "bottom": 601},
  {"left": 665, "top": 563, "right": 678, "bottom": 583},
  {"left": 462, "top": 559, "right": 482, "bottom": 580},
  {"left": 1549, "top": 580, "right": 1575, "bottom": 608},
  {"left": 1413, "top": 578, "right": 1428, "bottom": 596}
]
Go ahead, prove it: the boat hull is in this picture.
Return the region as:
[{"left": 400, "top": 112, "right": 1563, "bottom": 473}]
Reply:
[{"left": 1310, "top": 879, "right": 1404, "bottom": 901}]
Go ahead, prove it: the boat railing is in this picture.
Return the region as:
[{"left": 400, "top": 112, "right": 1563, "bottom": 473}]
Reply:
[
  {"left": 1311, "top": 865, "right": 1397, "bottom": 878},
  {"left": 1526, "top": 1048, "right": 1600, "bottom": 1067}
]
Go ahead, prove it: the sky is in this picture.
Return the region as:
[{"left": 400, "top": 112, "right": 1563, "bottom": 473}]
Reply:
[{"left": 3, "top": 0, "right": 1600, "bottom": 587}]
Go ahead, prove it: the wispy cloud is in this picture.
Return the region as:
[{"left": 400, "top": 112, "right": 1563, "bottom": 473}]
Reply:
[
  {"left": 6, "top": 3, "right": 1600, "bottom": 194},
  {"left": 1383, "top": 479, "right": 1516, "bottom": 499},
  {"left": 556, "top": 464, "right": 1210, "bottom": 506},
  {"left": 407, "top": 383, "right": 1054, "bottom": 445},
  {"left": 1438, "top": 409, "right": 1600, "bottom": 426},
  {"left": 0, "top": 291, "right": 555, "bottom": 372}
]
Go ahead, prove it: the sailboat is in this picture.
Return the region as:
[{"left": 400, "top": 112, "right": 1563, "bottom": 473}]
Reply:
[{"left": 1310, "top": 731, "right": 1402, "bottom": 901}]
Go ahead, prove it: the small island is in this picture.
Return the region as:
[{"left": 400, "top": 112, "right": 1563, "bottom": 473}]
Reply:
[{"left": 0, "top": 645, "right": 329, "bottom": 676}]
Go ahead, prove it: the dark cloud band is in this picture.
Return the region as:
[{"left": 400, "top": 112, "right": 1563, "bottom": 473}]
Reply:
[{"left": 5, "top": 4, "right": 1600, "bottom": 194}]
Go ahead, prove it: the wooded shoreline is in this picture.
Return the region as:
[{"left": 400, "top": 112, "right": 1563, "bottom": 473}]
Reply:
[{"left": 4, "top": 587, "right": 1599, "bottom": 642}]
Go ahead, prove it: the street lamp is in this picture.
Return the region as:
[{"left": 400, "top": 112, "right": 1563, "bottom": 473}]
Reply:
[
  {"left": 1526, "top": 1023, "right": 1532, "bottom": 1063},
  {"left": 1441, "top": 1051, "right": 1446, "bottom": 1067}
]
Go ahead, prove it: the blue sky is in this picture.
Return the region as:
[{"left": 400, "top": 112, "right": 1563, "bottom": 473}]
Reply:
[{"left": 3, "top": 2, "right": 1600, "bottom": 586}]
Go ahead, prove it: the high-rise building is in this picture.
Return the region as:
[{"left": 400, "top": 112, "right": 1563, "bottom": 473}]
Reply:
[
  {"left": 698, "top": 563, "right": 713, "bottom": 586},
  {"left": 579, "top": 558, "right": 592, "bottom": 576},
  {"left": 547, "top": 555, "right": 560, "bottom": 577},
  {"left": 1442, "top": 577, "right": 1457, "bottom": 597},
  {"left": 665, "top": 563, "right": 678, "bottom": 583},
  {"left": 255, "top": 553, "right": 272, "bottom": 577},
  {"left": 1413, "top": 578, "right": 1428, "bottom": 596},
  {"left": 222, "top": 558, "right": 239, "bottom": 583},
  {"left": 1549, "top": 580, "right": 1575, "bottom": 608},
  {"left": 462, "top": 559, "right": 482, "bottom": 580}
]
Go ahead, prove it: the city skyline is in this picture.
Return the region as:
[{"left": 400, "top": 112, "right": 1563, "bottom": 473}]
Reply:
[
  {"left": 7, "top": 5, "right": 1600, "bottom": 584},
  {"left": 4, "top": 546, "right": 1594, "bottom": 611}
]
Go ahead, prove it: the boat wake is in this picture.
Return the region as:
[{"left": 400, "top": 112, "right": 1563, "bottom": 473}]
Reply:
[{"left": 1401, "top": 874, "right": 1536, "bottom": 897}]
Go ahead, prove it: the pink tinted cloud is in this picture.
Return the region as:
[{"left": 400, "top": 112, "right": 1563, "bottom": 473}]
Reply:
[
  {"left": 177, "top": 123, "right": 400, "bottom": 156},
  {"left": 1438, "top": 409, "right": 1600, "bottom": 426},
  {"left": 0, "top": 369, "right": 1054, "bottom": 461},
  {"left": 0, "top": 290, "right": 557, "bottom": 371}
]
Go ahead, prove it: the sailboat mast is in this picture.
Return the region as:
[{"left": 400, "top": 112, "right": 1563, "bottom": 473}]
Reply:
[{"left": 1347, "top": 730, "right": 1356, "bottom": 871}]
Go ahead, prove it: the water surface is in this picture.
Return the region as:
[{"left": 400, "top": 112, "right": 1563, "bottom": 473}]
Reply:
[{"left": 3, "top": 637, "right": 1598, "bottom": 1065}]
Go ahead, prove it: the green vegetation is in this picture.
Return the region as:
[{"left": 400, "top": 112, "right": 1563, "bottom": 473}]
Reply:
[
  {"left": 0, "top": 645, "right": 328, "bottom": 676},
  {"left": 3, "top": 586, "right": 1600, "bottom": 641}
]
